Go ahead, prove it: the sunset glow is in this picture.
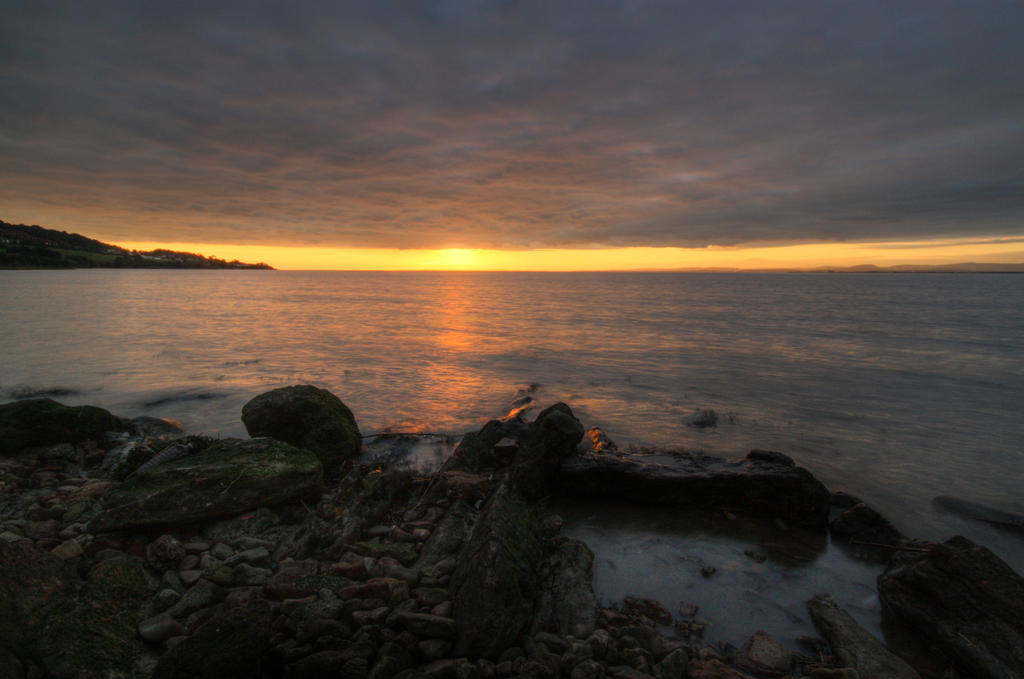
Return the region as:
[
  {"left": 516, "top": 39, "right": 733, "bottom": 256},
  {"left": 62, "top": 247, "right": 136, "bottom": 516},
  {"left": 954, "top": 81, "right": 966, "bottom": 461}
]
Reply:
[{"left": 115, "top": 237, "right": 1024, "bottom": 271}]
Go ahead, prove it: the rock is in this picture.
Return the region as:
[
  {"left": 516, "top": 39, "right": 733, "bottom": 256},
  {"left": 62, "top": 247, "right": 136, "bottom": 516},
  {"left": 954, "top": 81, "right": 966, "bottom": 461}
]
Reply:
[
  {"left": 688, "top": 409, "right": 718, "bottom": 428},
  {"left": 50, "top": 538, "right": 84, "bottom": 560},
  {"left": 830, "top": 502, "right": 903, "bottom": 546},
  {"left": 878, "top": 535, "right": 1024, "bottom": 679},
  {"left": 241, "top": 385, "right": 362, "bottom": 475},
  {"left": 89, "top": 438, "right": 323, "bottom": 532},
  {"left": 0, "top": 398, "right": 123, "bottom": 455},
  {"left": 531, "top": 538, "right": 598, "bottom": 638},
  {"left": 129, "top": 415, "right": 185, "bottom": 439},
  {"left": 450, "top": 484, "right": 545, "bottom": 659},
  {"left": 1, "top": 540, "right": 151, "bottom": 679},
  {"left": 572, "top": 659, "right": 606, "bottom": 679},
  {"left": 396, "top": 612, "right": 458, "bottom": 639},
  {"left": 147, "top": 534, "right": 187, "bottom": 570},
  {"left": 439, "top": 471, "right": 492, "bottom": 503},
  {"left": 654, "top": 648, "right": 688, "bottom": 679},
  {"left": 807, "top": 594, "right": 919, "bottom": 679},
  {"left": 168, "top": 579, "right": 222, "bottom": 618},
  {"left": 138, "top": 613, "right": 185, "bottom": 642},
  {"left": 586, "top": 428, "right": 619, "bottom": 455},
  {"left": 933, "top": 496, "right": 1024, "bottom": 534},
  {"left": 152, "top": 605, "right": 274, "bottom": 679},
  {"left": 738, "top": 630, "right": 791, "bottom": 675},
  {"left": 623, "top": 597, "right": 672, "bottom": 626},
  {"left": 560, "top": 448, "right": 830, "bottom": 528},
  {"left": 686, "top": 659, "right": 752, "bottom": 679},
  {"left": 416, "top": 501, "right": 476, "bottom": 571}
]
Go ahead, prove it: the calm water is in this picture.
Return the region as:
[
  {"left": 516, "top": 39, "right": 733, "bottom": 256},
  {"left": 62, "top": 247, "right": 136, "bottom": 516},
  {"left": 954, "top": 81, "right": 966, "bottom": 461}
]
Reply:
[{"left": 2, "top": 269, "right": 1022, "bottom": 643}]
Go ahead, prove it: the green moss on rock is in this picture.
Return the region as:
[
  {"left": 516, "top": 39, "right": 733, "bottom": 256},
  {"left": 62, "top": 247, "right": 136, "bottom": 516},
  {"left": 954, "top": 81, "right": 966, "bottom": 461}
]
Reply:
[
  {"left": 89, "top": 437, "right": 323, "bottom": 532},
  {"left": 240, "top": 385, "right": 362, "bottom": 475},
  {"left": 0, "top": 398, "right": 123, "bottom": 455}
]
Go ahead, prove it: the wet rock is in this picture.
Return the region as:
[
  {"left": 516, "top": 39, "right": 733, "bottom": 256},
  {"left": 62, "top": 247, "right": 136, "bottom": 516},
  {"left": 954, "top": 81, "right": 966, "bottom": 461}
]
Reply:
[
  {"left": 241, "top": 385, "right": 362, "bottom": 475},
  {"left": 450, "top": 484, "right": 545, "bottom": 658},
  {"left": 152, "top": 605, "right": 274, "bottom": 679},
  {"left": 560, "top": 448, "right": 830, "bottom": 528},
  {"left": 807, "top": 593, "right": 918, "bottom": 679},
  {"left": 129, "top": 415, "right": 185, "bottom": 439},
  {"left": 531, "top": 538, "right": 598, "bottom": 637},
  {"left": 623, "top": 597, "right": 672, "bottom": 626},
  {"left": 138, "top": 612, "right": 185, "bottom": 642},
  {"left": 0, "top": 398, "right": 123, "bottom": 455},
  {"left": 737, "top": 630, "right": 791, "bottom": 675},
  {"left": 830, "top": 502, "right": 903, "bottom": 547},
  {"left": 933, "top": 495, "right": 1024, "bottom": 534},
  {"left": 688, "top": 409, "right": 718, "bottom": 428},
  {"left": 89, "top": 438, "right": 323, "bottom": 532},
  {"left": 878, "top": 535, "right": 1024, "bottom": 679}
]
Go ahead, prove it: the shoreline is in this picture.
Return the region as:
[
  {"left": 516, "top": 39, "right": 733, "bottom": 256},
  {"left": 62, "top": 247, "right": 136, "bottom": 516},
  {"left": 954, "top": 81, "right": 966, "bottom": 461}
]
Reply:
[{"left": 2, "top": 387, "right": 1022, "bottom": 679}]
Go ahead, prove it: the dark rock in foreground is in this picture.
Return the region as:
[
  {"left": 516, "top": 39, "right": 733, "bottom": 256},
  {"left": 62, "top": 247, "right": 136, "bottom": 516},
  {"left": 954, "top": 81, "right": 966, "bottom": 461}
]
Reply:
[
  {"left": 0, "top": 539, "right": 150, "bottom": 679},
  {"left": 90, "top": 437, "right": 323, "bottom": 532},
  {"left": 560, "top": 448, "right": 830, "bottom": 528},
  {"left": 0, "top": 398, "right": 123, "bottom": 455},
  {"left": 878, "top": 535, "right": 1024, "bottom": 679},
  {"left": 807, "top": 594, "right": 919, "bottom": 679},
  {"left": 242, "top": 385, "right": 362, "bottom": 475}
]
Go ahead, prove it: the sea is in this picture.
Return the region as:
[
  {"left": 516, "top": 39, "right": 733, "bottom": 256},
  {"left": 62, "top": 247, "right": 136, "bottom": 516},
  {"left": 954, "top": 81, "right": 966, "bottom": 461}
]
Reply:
[{"left": 2, "top": 269, "right": 1022, "bottom": 647}]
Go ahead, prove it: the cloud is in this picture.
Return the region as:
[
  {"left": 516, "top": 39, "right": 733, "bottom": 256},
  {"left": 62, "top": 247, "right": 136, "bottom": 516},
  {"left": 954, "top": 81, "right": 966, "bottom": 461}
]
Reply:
[{"left": 1, "top": 0, "right": 1023, "bottom": 248}]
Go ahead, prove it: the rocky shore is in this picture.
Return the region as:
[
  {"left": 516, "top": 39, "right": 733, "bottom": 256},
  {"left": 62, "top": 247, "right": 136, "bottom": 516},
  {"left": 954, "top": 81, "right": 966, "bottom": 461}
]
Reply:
[{"left": 2, "top": 386, "right": 1022, "bottom": 679}]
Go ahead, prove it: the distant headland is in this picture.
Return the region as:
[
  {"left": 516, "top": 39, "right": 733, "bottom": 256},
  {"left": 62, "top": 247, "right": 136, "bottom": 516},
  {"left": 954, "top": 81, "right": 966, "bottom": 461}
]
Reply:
[{"left": 0, "top": 220, "right": 273, "bottom": 270}]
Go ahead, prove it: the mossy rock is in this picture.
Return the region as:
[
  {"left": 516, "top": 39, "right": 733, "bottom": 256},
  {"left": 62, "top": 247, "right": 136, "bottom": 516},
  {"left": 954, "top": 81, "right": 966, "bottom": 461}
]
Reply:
[
  {"left": 0, "top": 540, "right": 151, "bottom": 679},
  {"left": 0, "top": 398, "right": 123, "bottom": 455},
  {"left": 241, "top": 385, "right": 361, "bottom": 475},
  {"left": 89, "top": 437, "right": 323, "bottom": 533}
]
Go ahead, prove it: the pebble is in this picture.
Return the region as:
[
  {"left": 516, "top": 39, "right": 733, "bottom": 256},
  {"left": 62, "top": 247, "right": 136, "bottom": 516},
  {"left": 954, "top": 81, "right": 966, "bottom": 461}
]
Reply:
[
  {"left": 138, "top": 613, "right": 185, "bottom": 642},
  {"left": 50, "top": 538, "right": 84, "bottom": 560}
]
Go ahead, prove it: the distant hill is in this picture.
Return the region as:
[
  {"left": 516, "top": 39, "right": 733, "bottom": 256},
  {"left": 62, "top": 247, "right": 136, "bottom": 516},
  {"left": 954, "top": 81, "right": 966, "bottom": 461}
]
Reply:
[{"left": 0, "top": 220, "right": 273, "bottom": 269}]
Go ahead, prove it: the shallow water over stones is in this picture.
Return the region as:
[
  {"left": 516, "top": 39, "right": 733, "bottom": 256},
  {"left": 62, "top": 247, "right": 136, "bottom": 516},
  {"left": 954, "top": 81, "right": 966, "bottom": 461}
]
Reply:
[{"left": 551, "top": 496, "right": 885, "bottom": 650}]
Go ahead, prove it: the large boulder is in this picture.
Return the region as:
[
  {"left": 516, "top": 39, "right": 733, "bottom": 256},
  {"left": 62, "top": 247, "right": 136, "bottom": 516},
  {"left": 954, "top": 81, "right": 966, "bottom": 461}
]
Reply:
[
  {"left": 878, "top": 535, "right": 1024, "bottom": 679},
  {"left": 152, "top": 604, "right": 275, "bottom": 679},
  {"left": 241, "top": 385, "right": 361, "bottom": 474},
  {"left": 0, "top": 398, "right": 123, "bottom": 455},
  {"left": 450, "top": 483, "right": 546, "bottom": 659},
  {"left": 89, "top": 437, "right": 323, "bottom": 532},
  {"left": 807, "top": 594, "right": 919, "bottom": 679},
  {"left": 0, "top": 540, "right": 150, "bottom": 679},
  {"left": 560, "top": 449, "right": 830, "bottom": 528}
]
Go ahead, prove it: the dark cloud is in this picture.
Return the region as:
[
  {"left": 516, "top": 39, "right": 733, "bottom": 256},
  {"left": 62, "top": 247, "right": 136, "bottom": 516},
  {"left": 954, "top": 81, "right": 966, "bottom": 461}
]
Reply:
[{"left": 1, "top": 0, "right": 1022, "bottom": 248}]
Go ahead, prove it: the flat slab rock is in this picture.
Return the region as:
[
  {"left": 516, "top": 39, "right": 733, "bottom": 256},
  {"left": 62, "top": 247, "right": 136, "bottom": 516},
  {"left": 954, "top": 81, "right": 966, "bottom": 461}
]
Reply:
[
  {"left": 807, "top": 594, "right": 919, "bottom": 679},
  {"left": 89, "top": 437, "right": 323, "bottom": 532},
  {"left": 878, "top": 535, "right": 1024, "bottom": 679},
  {"left": 559, "top": 449, "right": 830, "bottom": 527}
]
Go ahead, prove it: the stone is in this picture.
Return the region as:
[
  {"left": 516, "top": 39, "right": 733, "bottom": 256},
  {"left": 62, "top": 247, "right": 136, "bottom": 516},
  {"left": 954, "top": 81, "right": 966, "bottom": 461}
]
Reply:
[
  {"left": 395, "top": 612, "right": 457, "bottom": 639},
  {"left": 450, "top": 484, "right": 545, "bottom": 658},
  {"left": 560, "top": 448, "right": 830, "bottom": 528},
  {"left": 531, "top": 538, "right": 598, "bottom": 637},
  {"left": 686, "top": 659, "right": 752, "bottom": 678},
  {"left": 0, "top": 398, "right": 123, "bottom": 455},
  {"left": 50, "top": 538, "right": 83, "bottom": 560},
  {"left": 89, "top": 438, "right": 323, "bottom": 532},
  {"left": 807, "top": 594, "right": 918, "bottom": 679},
  {"left": 152, "top": 605, "right": 273, "bottom": 679},
  {"left": 878, "top": 535, "right": 1024, "bottom": 679},
  {"left": 167, "top": 580, "right": 222, "bottom": 619},
  {"left": 830, "top": 503, "right": 903, "bottom": 546},
  {"left": 623, "top": 597, "right": 672, "bottom": 626},
  {"left": 129, "top": 415, "right": 185, "bottom": 439},
  {"left": 147, "top": 534, "right": 187, "bottom": 570},
  {"left": 738, "top": 630, "right": 791, "bottom": 675},
  {"left": 138, "top": 613, "right": 185, "bottom": 642},
  {"left": 1, "top": 540, "right": 151, "bottom": 679},
  {"left": 240, "top": 385, "right": 361, "bottom": 475},
  {"left": 654, "top": 648, "right": 688, "bottom": 679}
]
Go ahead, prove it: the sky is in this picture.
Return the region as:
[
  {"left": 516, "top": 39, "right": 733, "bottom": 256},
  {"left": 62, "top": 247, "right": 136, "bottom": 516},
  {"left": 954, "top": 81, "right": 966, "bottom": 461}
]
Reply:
[{"left": 2, "top": 1, "right": 1023, "bottom": 270}]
